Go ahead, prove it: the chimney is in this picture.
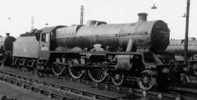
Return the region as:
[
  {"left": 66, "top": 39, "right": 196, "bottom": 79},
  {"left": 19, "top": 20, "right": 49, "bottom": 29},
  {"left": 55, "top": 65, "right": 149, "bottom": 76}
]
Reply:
[
  {"left": 138, "top": 13, "right": 148, "bottom": 22},
  {"left": 87, "top": 20, "right": 97, "bottom": 26}
]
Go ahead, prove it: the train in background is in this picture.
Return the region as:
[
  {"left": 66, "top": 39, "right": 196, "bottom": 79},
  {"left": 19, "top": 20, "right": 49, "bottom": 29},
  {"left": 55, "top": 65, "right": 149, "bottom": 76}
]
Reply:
[
  {"left": 161, "top": 38, "right": 197, "bottom": 77},
  {"left": 1, "top": 13, "right": 196, "bottom": 91}
]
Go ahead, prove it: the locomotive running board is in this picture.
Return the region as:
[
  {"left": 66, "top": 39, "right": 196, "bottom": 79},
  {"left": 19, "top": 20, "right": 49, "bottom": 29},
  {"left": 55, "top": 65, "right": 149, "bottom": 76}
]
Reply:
[{"left": 50, "top": 51, "right": 141, "bottom": 55}]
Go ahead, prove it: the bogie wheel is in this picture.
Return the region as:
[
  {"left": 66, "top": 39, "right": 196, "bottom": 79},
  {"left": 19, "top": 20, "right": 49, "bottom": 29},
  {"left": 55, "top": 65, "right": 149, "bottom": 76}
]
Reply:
[
  {"left": 52, "top": 64, "right": 66, "bottom": 76},
  {"left": 111, "top": 72, "right": 125, "bottom": 86},
  {"left": 88, "top": 68, "right": 108, "bottom": 83},
  {"left": 138, "top": 71, "right": 156, "bottom": 91}
]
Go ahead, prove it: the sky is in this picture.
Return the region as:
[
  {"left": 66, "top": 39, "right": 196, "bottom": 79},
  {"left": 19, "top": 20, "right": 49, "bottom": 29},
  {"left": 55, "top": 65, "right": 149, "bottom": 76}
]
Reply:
[{"left": 0, "top": 0, "right": 196, "bottom": 39}]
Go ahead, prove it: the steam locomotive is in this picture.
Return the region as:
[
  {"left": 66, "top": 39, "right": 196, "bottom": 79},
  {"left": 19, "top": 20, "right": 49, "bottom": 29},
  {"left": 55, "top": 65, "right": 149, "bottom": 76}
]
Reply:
[{"left": 3, "top": 13, "right": 186, "bottom": 90}]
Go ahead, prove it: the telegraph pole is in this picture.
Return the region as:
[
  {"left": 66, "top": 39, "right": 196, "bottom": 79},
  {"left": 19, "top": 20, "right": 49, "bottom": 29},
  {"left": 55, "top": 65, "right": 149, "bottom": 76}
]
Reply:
[
  {"left": 31, "top": 16, "right": 35, "bottom": 31},
  {"left": 184, "top": 0, "right": 190, "bottom": 66},
  {"left": 80, "top": 5, "right": 84, "bottom": 25}
]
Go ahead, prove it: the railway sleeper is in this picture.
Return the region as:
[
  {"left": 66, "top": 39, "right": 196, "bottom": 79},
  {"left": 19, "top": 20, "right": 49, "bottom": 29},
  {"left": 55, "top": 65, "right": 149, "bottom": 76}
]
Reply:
[
  {"left": 0, "top": 67, "right": 188, "bottom": 100},
  {"left": 31, "top": 87, "right": 41, "bottom": 93}
]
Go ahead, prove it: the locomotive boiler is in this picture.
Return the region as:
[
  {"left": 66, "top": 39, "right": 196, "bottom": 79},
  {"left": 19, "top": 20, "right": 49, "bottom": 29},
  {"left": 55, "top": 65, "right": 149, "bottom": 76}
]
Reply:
[
  {"left": 166, "top": 39, "right": 197, "bottom": 55},
  {"left": 12, "top": 13, "right": 171, "bottom": 90},
  {"left": 54, "top": 13, "right": 169, "bottom": 53}
]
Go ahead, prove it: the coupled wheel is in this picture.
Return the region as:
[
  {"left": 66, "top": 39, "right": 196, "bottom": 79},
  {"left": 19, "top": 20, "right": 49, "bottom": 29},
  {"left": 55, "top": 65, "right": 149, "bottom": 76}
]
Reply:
[
  {"left": 68, "top": 67, "right": 85, "bottom": 79},
  {"left": 88, "top": 68, "right": 108, "bottom": 83},
  {"left": 111, "top": 72, "right": 125, "bottom": 86},
  {"left": 52, "top": 64, "right": 66, "bottom": 76},
  {"left": 138, "top": 71, "right": 156, "bottom": 91},
  {"left": 68, "top": 59, "right": 85, "bottom": 79}
]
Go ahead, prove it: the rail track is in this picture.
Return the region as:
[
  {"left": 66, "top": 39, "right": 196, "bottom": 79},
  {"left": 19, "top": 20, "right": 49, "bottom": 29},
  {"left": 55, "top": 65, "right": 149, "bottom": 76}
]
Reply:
[
  {"left": 0, "top": 66, "right": 195, "bottom": 100},
  {"left": 0, "top": 70, "right": 124, "bottom": 100}
]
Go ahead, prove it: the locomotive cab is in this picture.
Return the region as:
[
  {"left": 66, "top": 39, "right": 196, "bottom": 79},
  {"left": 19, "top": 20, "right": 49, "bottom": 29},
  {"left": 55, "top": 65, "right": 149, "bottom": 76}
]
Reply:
[{"left": 39, "top": 30, "right": 50, "bottom": 60}]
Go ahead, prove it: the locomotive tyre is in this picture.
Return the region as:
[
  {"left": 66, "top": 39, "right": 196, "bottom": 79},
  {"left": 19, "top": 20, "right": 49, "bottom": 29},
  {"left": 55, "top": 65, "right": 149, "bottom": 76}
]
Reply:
[
  {"left": 52, "top": 64, "right": 66, "bottom": 76},
  {"left": 68, "top": 67, "right": 85, "bottom": 79},
  {"left": 137, "top": 70, "right": 156, "bottom": 91},
  {"left": 110, "top": 72, "right": 125, "bottom": 86},
  {"left": 67, "top": 59, "right": 85, "bottom": 79},
  {"left": 88, "top": 68, "right": 108, "bottom": 83}
]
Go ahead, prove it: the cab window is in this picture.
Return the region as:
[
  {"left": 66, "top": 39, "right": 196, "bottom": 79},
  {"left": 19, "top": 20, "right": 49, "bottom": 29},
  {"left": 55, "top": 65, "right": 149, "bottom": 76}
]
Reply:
[
  {"left": 41, "top": 33, "right": 46, "bottom": 42},
  {"left": 46, "top": 33, "right": 49, "bottom": 42}
]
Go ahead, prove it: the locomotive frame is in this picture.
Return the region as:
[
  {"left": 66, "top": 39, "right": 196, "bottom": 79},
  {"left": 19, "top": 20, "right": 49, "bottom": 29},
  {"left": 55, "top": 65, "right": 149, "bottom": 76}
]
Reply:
[{"left": 12, "top": 27, "right": 170, "bottom": 91}]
